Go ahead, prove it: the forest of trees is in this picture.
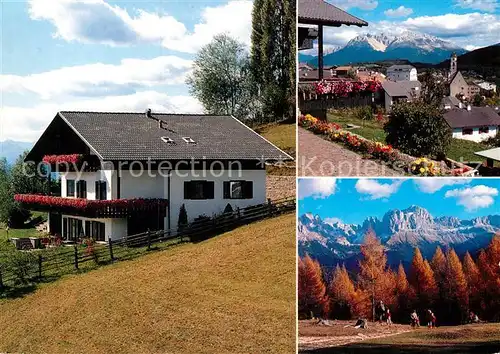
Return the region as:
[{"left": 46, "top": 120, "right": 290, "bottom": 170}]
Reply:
[{"left": 298, "top": 230, "right": 500, "bottom": 325}]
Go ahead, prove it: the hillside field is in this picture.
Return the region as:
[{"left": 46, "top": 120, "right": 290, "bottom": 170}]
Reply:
[{"left": 0, "top": 214, "right": 296, "bottom": 354}]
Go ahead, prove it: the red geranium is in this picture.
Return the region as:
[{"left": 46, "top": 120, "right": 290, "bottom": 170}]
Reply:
[{"left": 42, "top": 154, "right": 83, "bottom": 164}]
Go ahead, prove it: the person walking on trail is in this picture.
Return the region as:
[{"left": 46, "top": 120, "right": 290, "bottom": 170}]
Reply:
[
  {"left": 426, "top": 309, "right": 436, "bottom": 328},
  {"left": 386, "top": 308, "right": 392, "bottom": 326},
  {"left": 376, "top": 301, "right": 386, "bottom": 323},
  {"left": 410, "top": 310, "right": 420, "bottom": 328}
]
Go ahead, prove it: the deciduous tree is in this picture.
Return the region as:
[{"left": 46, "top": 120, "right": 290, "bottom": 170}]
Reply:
[
  {"left": 409, "top": 248, "right": 438, "bottom": 310},
  {"left": 329, "top": 265, "right": 356, "bottom": 319},
  {"left": 443, "top": 249, "right": 469, "bottom": 324},
  {"left": 298, "top": 255, "right": 329, "bottom": 318},
  {"left": 462, "top": 251, "right": 481, "bottom": 313}
]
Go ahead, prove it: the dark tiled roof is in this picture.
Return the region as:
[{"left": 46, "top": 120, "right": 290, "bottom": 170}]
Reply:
[
  {"left": 57, "top": 112, "right": 292, "bottom": 161},
  {"left": 299, "top": 0, "right": 368, "bottom": 26},
  {"left": 382, "top": 80, "right": 421, "bottom": 98},
  {"left": 444, "top": 107, "right": 500, "bottom": 128},
  {"left": 442, "top": 96, "right": 461, "bottom": 108}
]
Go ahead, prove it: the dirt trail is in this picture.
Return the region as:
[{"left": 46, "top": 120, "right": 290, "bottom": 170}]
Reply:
[{"left": 299, "top": 320, "right": 411, "bottom": 352}]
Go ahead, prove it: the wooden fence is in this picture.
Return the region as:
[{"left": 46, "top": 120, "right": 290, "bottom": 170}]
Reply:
[{"left": 0, "top": 197, "right": 295, "bottom": 294}]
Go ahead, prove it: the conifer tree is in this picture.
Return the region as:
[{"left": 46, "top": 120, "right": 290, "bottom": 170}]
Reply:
[
  {"left": 462, "top": 251, "right": 481, "bottom": 313},
  {"left": 358, "top": 230, "right": 387, "bottom": 320},
  {"left": 431, "top": 246, "right": 447, "bottom": 321},
  {"left": 329, "top": 265, "right": 356, "bottom": 319},
  {"left": 409, "top": 248, "right": 437, "bottom": 310},
  {"left": 298, "top": 256, "right": 329, "bottom": 318},
  {"left": 395, "top": 263, "right": 412, "bottom": 321},
  {"left": 443, "top": 249, "right": 469, "bottom": 323}
]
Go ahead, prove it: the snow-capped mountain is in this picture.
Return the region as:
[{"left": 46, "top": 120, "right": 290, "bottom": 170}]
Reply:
[
  {"left": 309, "top": 31, "right": 467, "bottom": 66},
  {"left": 298, "top": 206, "right": 500, "bottom": 268}
]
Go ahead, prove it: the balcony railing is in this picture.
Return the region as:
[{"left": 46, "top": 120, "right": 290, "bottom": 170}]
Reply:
[
  {"left": 42, "top": 154, "right": 102, "bottom": 172},
  {"left": 14, "top": 194, "right": 168, "bottom": 218}
]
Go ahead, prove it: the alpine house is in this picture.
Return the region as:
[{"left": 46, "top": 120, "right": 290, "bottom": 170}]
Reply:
[{"left": 15, "top": 110, "right": 291, "bottom": 242}]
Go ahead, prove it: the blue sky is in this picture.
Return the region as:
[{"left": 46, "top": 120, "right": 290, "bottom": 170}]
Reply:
[
  {"left": 302, "top": 0, "right": 500, "bottom": 54},
  {"left": 0, "top": 0, "right": 253, "bottom": 142},
  {"left": 298, "top": 178, "right": 500, "bottom": 225}
]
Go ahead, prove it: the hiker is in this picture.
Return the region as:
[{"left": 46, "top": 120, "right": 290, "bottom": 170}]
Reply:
[
  {"left": 410, "top": 310, "right": 420, "bottom": 328},
  {"left": 426, "top": 309, "right": 436, "bottom": 328},
  {"left": 376, "top": 301, "right": 386, "bottom": 323},
  {"left": 386, "top": 308, "right": 392, "bottom": 326},
  {"left": 468, "top": 311, "right": 480, "bottom": 324}
]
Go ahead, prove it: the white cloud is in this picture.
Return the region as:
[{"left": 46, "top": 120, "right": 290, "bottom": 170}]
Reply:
[
  {"left": 330, "top": 0, "right": 378, "bottom": 10},
  {"left": 384, "top": 6, "right": 413, "bottom": 18},
  {"left": 414, "top": 179, "right": 472, "bottom": 193},
  {"left": 0, "top": 56, "right": 193, "bottom": 100},
  {"left": 28, "top": 0, "right": 252, "bottom": 53},
  {"left": 355, "top": 179, "right": 404, "bottom": 200},
  {"left": 455, "top": 0, "right": 498, "bottom": 12},
  {"left": 324, "top": 217, "right": 343, "bottom": 225},
  {"left": 0, "top": 92, "right": 204, "bottom": 142},
  {"left": 445, "top": 185, "right": 498, "bottom": 211},
  {"left": 299, "top": 178, "right": 337, "bottom": 199}
]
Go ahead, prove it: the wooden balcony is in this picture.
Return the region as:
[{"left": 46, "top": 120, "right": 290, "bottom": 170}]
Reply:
[{"left": 14, "top": 194, "right": 168, "bottom": 218}]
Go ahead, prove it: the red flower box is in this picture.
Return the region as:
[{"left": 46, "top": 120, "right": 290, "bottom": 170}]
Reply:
[
  {"left": 14, "top": 194, "right": 168, "bottom": 211},
  {"left": 42, "top": 154, "right": 84, "bottom": 164}
]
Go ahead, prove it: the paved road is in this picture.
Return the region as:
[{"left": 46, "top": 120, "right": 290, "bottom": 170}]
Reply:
[{"left": 298, "top": 128, "right": 403, "bottom": 177}]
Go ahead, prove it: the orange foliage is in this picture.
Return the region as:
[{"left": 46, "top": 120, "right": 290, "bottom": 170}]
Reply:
[
  {"left": 298, "top": 255, "right": 329, "bottom": 318},
  {"left": 443, "top": 249, "right": 469, "bottom": 322},
  {"left": 328, "top": 265, "right": 356, "bottom": 319},
  {"left": 463, "top": 251, "right": 481, "bottom": 313},
  {"left": 409, "top": 248, "right": 438, "bottom": 310}
]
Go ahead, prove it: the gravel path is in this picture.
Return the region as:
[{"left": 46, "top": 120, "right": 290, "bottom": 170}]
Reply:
[{"left": 298, "top": 128, "right": 403, "bottom": 177}]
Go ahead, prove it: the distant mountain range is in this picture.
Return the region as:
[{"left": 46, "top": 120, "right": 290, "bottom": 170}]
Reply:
[
  {"left": 298, "top": 206, "right": 500, "bottom": 269},
  {"left": 0, "top": 140, "right": 32, "bottom": 164},
  {"left": 437, "top": 42, "right": 500, "bottom": 69},
  {"left": 299, "top": 31, "right": 467, "bottom": 66}
]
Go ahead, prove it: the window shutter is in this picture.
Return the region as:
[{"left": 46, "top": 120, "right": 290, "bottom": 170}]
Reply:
[
  {"left": 205, "top": 181, "right": 215, "bottom": 199},
  {"left": 223, "top": 181, "right": 230, "bottom": 199},
  {"left": 95, "top": 181, "right": 100, "bottom": 200},
  {"left": 85, "top": 221, "right": 90, "bottom": 237},
  {"left": 184, "top": 181, "right": 191, "bottom": 199},
  {"left": 244, "top": 181, "right": 253, "bottom": 199},
  {"left": 102, "top": 181, "right": 107, "bottom": 200}
]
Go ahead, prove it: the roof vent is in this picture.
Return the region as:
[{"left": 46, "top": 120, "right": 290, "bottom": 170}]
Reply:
[
  {"left": 161, "top": 136, "right": 175, "bottom": 144},
  {"left": 467, "top": 104, "right": 472, "bottom": 111},
  {"left": 182, "top": 137, "right": 196, "bottom": 144},
  {"left": 146, "top": 108, "right": 152, "bottom": 118}
]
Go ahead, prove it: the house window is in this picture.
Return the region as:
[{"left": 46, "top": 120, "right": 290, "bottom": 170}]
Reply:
[
  {"left": 85, "top": 220, "right": 106, "bottom": 241},
  {"left": 184, "top": 181, "right": 215, "bottom": 200},
  {"left": 76, "top": 180, "right": 87, "bottom": 198},
  {"left": 479, "top": 126, "right": 489, "bottom": 134},
  {"left": 67, "top": 180, "right": 75, "bottom": 197},
  {"left": 95, "top": 181, "right": 107, "bottom": 200},
  {"left": 223, "top": 181, "right": 253, "bottom": 199},
  {"left": 462, "top": 128, "right": 473, "bottom": 135},
  {"left": 64, "top": 217, "right": 84, "bottom": 241}
]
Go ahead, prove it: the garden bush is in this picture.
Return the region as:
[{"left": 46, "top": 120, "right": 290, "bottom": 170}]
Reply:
[{"left": 384, "top": 101, "right": 451, "bottom": 159}]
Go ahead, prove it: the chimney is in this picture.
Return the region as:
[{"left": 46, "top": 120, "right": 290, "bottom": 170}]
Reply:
[
  {"left": 467, "top": 104, "right": 471, "bottom": 111},
  {"left": 145, "top": 108, "right": 152, "bottom": 118},
  {"left": 459, "top": 102, "right": 463, "bottom": 109}
]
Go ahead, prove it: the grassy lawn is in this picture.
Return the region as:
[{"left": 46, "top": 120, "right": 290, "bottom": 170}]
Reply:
[
  {"left": 304, "top": 323, "right": 500, "bottom": 353},
  {"left": 327, "top": 113, "right": 387, "bottom": 142},
  {"left": 0, "top": 214, "right": 296, "bottom": 354},
  {"left": 327, "top": 113, "right": 494, "bottom": 164},
  {"left": 0, "top": 212, "right": 47, "bottom": 241}
]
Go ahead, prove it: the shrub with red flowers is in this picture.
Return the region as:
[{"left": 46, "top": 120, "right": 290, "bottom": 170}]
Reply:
[
  {"left": 313, "top": 80, "right": 382, "bottom": 97},
  {"left": 42, "top": 154, "right": 83, "bottom": 164},
  {"left": 14, "top": 194, "right": 168, "bottom": 211}
]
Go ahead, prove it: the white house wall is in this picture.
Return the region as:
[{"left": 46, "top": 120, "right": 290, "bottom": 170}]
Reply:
[
  {"left": 119, "top": 170, "right": 165, "bottom": 199},
  {"left": 61, "top": 171, "right": 113, "bottom": 200},
  {"left": 167, "top": 169, "right": 267, "bottom": 230},
  {"left": 452, "top": 126, "right": 498, "bottom": 143}
]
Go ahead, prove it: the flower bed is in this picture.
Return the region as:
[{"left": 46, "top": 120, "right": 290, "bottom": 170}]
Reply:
[
  {"left": 42, "top": 154, "right": 84, "bottom": 164},
  {"left": 298, "top": 114, "right": 456, "bottom": 176},
  {"left": 14, "top": 194, "right": 168, "bottom": 211}
]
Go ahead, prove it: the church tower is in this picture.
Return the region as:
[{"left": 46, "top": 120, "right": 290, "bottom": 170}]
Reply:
[{"left": 449, "top": 53, "right": 458, "bottom": 79}]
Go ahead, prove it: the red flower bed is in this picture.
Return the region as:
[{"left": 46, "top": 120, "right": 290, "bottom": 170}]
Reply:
[
  {"left": 42, "top": 154, "right": 84, "bottom": 164},
  {"left": 314, "top": 80, "right": 382, "bottom": 97},
  {"left": 14, "top": 194, "right": 168, "bottom": 210}
]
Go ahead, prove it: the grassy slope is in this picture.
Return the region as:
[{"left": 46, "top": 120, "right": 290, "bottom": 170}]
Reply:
[
  {"left": 328, "top": 113, "right": 492, "bottom": 163},
  {"left": 0, "top": 214, "right": 296, "bottom": 354},
  {"left": 255, "top": 123, "right": 296, "bottom": 156},
  {"left": 306, "top": 323, "right": 500, "bottom": 354}
]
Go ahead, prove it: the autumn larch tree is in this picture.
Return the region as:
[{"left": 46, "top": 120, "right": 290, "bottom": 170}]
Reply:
[
  {"left": 298, "top": 255, "right": 329, "bottom": 319},
  {"left": 462, "top": 251, "right": 481, "bottom": 314},
  {"left": 358, "top": 229, "right": 388, "bottom": 321},
  {"left": 477, "top": 235, "right": 500, "bottom": 321},
  {"left": 443, "top": 249, "right": 469, "bottom": 324},
  {"left": 395, "top": 263, "right": 413, "bottom": 322},
  {"left": 431, "top": 246, "right": 447, "bottom": 321},
  {"left": 329, "top": 265, "right": 356, "bottom": 319},
  {"left": 409, "top": 248, "right": 438, "bottom": 312}
]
